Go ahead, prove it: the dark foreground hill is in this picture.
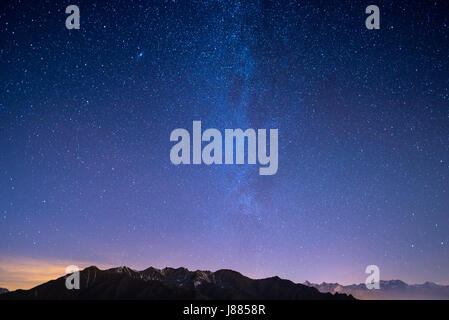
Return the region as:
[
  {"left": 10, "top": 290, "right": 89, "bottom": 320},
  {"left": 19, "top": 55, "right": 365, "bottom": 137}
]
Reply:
[{"left": 0, "top": 266, "right": 353, "bottom": 300}]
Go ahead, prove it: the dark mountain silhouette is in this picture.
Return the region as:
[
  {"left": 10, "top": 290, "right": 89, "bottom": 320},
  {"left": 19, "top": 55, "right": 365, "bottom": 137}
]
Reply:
[
  {"left": 304, "top": 280, "right": 449, "bottom": 300},
  {"left": 0, "top": 288, "right": 9, "bottom": 295},
  {"left": 0, "top": 266, "right": 353, "bottom": 300}
]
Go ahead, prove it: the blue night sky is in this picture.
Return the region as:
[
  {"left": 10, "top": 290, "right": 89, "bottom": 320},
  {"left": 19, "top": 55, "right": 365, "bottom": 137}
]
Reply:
[{"left": 1, "top": 0, "right": 448, "bottom": 288}]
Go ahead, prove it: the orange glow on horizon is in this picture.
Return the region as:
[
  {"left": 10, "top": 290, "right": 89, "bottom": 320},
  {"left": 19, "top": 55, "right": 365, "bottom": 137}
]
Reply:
[{"left": 0, "top": 256, "right": 111, "bottom": 291}]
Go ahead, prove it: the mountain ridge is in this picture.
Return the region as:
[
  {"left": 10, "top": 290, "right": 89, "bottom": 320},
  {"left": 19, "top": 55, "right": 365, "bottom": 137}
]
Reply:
[
  {"left": 0, "top": 265, "right": 353, "bottom": 300},
  {"left": 304, "top": 279, "right": 449, "bottom": 300}
]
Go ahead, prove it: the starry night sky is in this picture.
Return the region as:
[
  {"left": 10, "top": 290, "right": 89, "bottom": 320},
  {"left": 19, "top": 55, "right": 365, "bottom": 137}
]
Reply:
[{"left": 1, "top": 0, "right": 449, "bottom": 288}]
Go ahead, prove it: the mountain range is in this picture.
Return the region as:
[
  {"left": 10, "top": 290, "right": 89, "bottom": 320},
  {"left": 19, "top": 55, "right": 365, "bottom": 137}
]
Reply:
[
  {"left": 0, "top": 265, "right": 352, "bottom": 300},
  {"left": 2, "top": 265, "right": 447, "bottom": 300},
  {"left": 304, "top": 280, "right": 449, "bottom": 300}
]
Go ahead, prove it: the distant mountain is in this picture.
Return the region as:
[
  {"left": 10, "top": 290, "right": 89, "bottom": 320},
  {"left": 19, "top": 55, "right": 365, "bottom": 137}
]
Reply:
[
  {"left": 0, "top": 266, "right": 353, "bottom": 300},
  {"left": 304, "top": 280, "right": 449, "bottom": 300},
  {"left": 0, "top": 288, "right": 9, "bottom": 295}
]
